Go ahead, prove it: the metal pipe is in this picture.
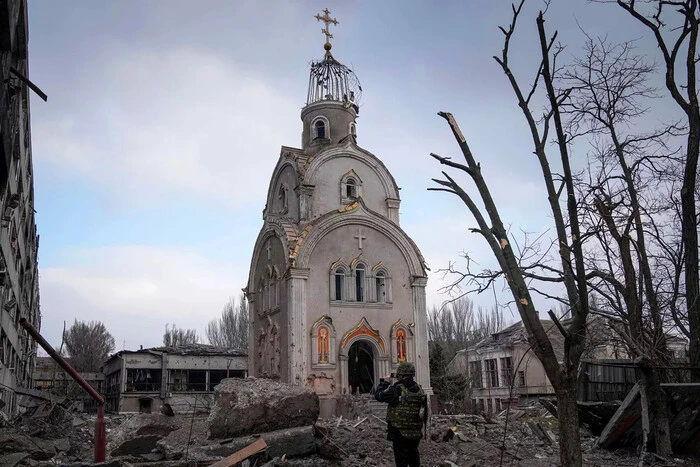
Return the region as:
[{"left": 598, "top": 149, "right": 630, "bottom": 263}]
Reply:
[{"left": 19, "top": 318, "right": 106, "bottom": 462}]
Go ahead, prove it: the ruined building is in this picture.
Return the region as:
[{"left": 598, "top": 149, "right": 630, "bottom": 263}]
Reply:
[
  {"left": 0, "top": 0, "right": 42, "bottom": 418},
  {"left": 102, "top": 344, "right": 247, "bottom": 414},
  {"left": 245, "top": 9, "right": 431, "bottom": 416}
]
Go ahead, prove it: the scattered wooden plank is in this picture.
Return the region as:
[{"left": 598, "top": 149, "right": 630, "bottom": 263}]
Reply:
[
  {"left": 372, "top": 414, "right": 387, "bottom": 425},
  {"left": 208, "top": 438, "right": 267, "bottom": 467},
  {"left": 336, "top": 415, "right": 343, "bottom": 428},
  {"left": 353, "top": 417, "right": 368, "bottom": 428}
]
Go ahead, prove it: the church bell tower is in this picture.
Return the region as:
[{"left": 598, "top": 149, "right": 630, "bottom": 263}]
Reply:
[{"left": 301, "top": 9, "right": 362, "bottom": 154}]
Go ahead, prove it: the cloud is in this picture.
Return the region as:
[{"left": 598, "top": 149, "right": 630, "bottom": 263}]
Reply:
[
  {"left": 33, "top": 47, "right": 302, "bottom": 207},
  {"left": 39, "top": 245, "right": 245, "bottom": 350}
]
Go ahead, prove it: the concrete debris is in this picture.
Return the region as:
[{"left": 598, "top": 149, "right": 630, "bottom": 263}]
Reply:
[
  {"left": 0, "top": 452, "right": 30, "bottom": 467},
  {"left": 596, "top": 382, "right": 700, "bottom": 455},
  {"left": 1, "top": 384, "right": 698, "bottom": 466},
  {"left": 207, "top": 377, "right": 320, "bottom": 439}
]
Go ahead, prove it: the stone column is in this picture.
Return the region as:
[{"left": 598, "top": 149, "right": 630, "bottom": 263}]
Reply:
[
  {"left": 286, "top": 268, "right": 310, "bottom": 385},
  {"left": 246, "top": 294, "right": 257, "bottom": 377},
  {"left": 378, "top": 355, "right": 391, "bottom": 381},
  {"left": 411, "top": 276, "right": 433, "bottom": 395},
  {"left": 339, "top": 354, "right": 349, "bottom": 394}
]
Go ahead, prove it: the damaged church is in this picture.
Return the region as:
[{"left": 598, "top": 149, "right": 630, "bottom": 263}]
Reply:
[{"left": 245, "top": 9, "right": 432, "bottom": 417}]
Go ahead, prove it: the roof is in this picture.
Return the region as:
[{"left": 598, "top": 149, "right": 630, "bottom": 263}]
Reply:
[
  {"left": 467, "top": 320, "right": 566, "bottom": 362},
  {"left": 106, "top": 343, "right": 246, "bottom": 362}
]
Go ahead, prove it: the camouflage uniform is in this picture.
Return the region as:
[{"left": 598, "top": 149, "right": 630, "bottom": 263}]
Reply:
[{"left": 375, "top": 362, "right": 425, "bottom": 467}]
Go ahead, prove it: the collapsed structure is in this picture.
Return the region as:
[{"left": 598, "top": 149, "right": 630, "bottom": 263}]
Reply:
[{"left": 101, "top": 344, "right": 246, "bottom": 414}]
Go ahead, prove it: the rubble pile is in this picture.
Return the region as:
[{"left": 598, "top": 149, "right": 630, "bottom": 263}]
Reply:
[
  {"left": 1, "top": 380, "right": 698, "bottom": 466},
  {"left": 208, "top": 377, "right": 320, "bottom": 439}
]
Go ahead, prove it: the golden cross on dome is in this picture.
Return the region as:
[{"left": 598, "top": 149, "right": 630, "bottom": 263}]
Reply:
[{"left": 315, "top": 8, "right": 338, "bottom": 52}]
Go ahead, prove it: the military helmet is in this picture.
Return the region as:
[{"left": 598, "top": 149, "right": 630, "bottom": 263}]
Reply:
[{"left": 396, "top": 362, "right": 416, "bottom": 376}]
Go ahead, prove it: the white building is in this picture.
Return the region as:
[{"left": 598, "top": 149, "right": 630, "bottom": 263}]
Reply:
[{"left": 245, "top": 10, "right": 431, "bottom": 417}]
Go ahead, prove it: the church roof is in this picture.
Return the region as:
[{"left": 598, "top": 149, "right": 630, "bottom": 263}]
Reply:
[
  {"left": 306, "top": 53, "right": 362, "bottom": 111},
  {"left": 306, "top": 9, "right": 362, "bottom": 110}
]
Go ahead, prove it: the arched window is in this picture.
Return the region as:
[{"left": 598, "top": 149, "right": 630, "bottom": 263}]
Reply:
[
  {"left": 334, "top": 268, "right": 345, "bottom": 301},
  {"left": 346, "top": 178, "right": 357, "bottom": 198},
  {"left": 350, "top": 122, "right": 357, "bottom": 137},
  {"left": 375, "top": 271, "right": 386, "bottom": 303},
  {"left": 355, "top": 264, "right": 366, "bottom": 302},
  {"left": 340, "top": 170, "right": 362, "bottom": 204},
  {"left": 315, "top": 120, "right": 326, "bottom": 139}
]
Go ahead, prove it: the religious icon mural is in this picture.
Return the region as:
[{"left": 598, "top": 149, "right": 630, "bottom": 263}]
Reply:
[
  {"left": 391, "top": 319, "right": 413, "bottom": 365},
  {"left": 312, "top": 315, "right": 337, "bottom": 367},
  {"left": 396, "top": 328, "right": 407, "bottom": 362},
  {"left": 318, "top": 326, "right": 330, "bottom": 363}
]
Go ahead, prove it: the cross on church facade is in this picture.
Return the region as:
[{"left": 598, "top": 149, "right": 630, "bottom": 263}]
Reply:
[
  {"left": 266, "top": 242, "right": 272, "bottom": 261},
  {"left": 354, "top": 228, "right": 366, "bottom": 249},
  {"left": 315, "top": 8, "right": 338, "bottom": 49}
]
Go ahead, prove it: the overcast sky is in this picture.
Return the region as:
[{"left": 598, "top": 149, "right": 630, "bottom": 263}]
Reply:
[{"left": 26, "top": 0, "right": 677, "bottom": 351}]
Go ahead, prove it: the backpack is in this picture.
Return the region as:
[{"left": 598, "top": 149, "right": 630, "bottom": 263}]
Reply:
[{"left": 386, "top": 384, "right": 428, "bottom": 439}]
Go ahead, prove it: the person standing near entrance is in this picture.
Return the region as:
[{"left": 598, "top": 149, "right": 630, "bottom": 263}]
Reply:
[{"left": 375, "top": 362, "right": 427, "bottom": 467}]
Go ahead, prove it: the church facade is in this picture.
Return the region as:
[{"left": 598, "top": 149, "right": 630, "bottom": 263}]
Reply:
[{"left": 245, "top": 9, "right": 431, "bottom": 415}]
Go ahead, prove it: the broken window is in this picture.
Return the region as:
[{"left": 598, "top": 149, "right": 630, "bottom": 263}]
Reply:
[
  {"left": 334, "top": 268, "right": 345, "bottom": 300},
  {"left": 518, "top": 370, "right": 526, "bottom": 387},
  {"left": 210, "top": 369, "right": 244, "bottom": 390},
  {"left": 355, "top": 263, "right": 365, "bottom": 302},
  {"left": 345, "top": 178, "right": 357, "bottom": 198},
  {"left": 189, "top": 370, "right": 206, "bottom": 391},
  {"left": 500, "top": 357, "right": 513, "bottom": 386},
  {"left": 125, "top": 369, "right": 161, "bottom": 392},
  {"left": 469, "top": 361, "right": 483, "bottom": 388},
  {"left": 315, "top": 120, "right": 326, "bottom": 139},
  {"left": 209, "top": 370, "right": 228, "bottom": 390},
  {"left": 375, "top": 271, "right": 386, "bottom": 303},
  {"left": 169, "top": 369, "right": 207, "bottom": 392},
  {"left": 485, "top": 359, "right": 499, "bottom": 388}
]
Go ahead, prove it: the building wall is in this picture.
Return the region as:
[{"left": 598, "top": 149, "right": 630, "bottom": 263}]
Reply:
[
  {"left": 249, "top": 232, "right": 289, "bottom": 380},
  {"left": 306, "top": 149, "right": 395, "bottom": 219},
  {"left": 451, "top": 344, "right": 556, "bottom": 414},
  {"left": 0, "top": 0, "right": 41, "bottom": 419},
  {"left": 305, "top": 223, "right": 416, "bottom": 394}
]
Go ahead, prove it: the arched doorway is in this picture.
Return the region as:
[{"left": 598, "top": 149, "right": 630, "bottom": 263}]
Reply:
[{"left": 348, "top": 340, "right": 375, "bottom": 394}]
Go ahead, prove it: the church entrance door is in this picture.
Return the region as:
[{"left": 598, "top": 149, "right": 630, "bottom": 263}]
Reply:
[{"left": 348, "top": 340, "right": 375, "bottom": 394}]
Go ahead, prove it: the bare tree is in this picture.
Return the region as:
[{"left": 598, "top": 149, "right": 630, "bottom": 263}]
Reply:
[
  {"left": 206, "top": 295, "right": 249, "bottom": 350},
  {"left": 613, "top": 0, "right": 700, "bottom": 381},
  {"left": 162, "top": 323, "right": 199, "bottom": 347},
  {"left": 63, "top": 319, "right": 115, "bottom": 372},
  {"left": 428, "top": 297, "right": 505, "bottom": 360},
  {"left": 565, "top": 35, "right": 678, "bottom": 455},
  {"left": 429, "top": 3, "right": 591, "bottom": 464}
]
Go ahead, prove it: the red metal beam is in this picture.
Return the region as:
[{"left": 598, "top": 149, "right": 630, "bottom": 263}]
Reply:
[{"left": 19, "top": 318, "right": 106, "bottom": 461}]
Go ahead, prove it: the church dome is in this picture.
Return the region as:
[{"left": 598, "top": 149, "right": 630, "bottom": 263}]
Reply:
[
  {"left": 305, "top": 8, "right": 362, "bottom": 110},
  {"left": 306, "top": 53, "right": 362, "bottom": 111}
]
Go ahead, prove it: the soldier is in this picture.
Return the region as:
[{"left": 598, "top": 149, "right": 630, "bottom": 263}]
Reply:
[{"left": 375, "top": 362, "right": 427, "bottom": 467}]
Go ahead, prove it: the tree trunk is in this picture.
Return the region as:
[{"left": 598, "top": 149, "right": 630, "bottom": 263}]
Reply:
[
  {"left": 685, "top": 118, "right": 700, "bottom": 382},
  {"left": 556, "top": 376, "right": 582, "bottom": 467},
  {"left": 637, "top": 358, "right": 673, "bottom": 456}
]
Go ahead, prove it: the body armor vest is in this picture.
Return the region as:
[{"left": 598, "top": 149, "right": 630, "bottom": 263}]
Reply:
[{"left": 386, "top": 383, "right": 427, "bottom": 439}]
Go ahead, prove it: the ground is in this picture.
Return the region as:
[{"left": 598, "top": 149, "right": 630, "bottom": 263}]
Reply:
[{"left": 2, "top": 400, "right": 700, "bottom": 466}]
